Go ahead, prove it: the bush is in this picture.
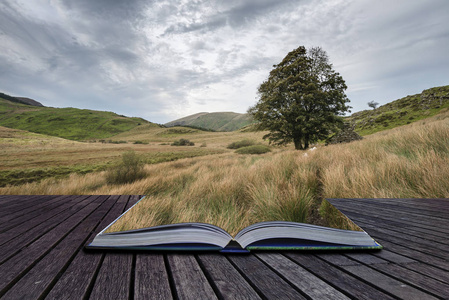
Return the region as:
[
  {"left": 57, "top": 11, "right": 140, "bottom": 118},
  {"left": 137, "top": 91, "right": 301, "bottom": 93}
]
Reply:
[
  {"left": 227, "top": 139, "right": 256, "bottom": 149},
  {"left": 133, "top": 140, "right": 148, "bottom": 144},
  {"left": 171, "top": 139, "right": 195, "bottom": 146},
  {"left": 235, "top": 145, "right": 271, "bottom": 155},
  {"left": 106, "top": 151, "right": 146, "bottom": 184}
]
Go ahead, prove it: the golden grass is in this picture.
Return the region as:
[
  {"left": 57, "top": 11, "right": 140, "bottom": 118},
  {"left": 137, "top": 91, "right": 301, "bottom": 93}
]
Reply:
[{"left": 1, "top": 111, "right": 448, "bottom": 235}]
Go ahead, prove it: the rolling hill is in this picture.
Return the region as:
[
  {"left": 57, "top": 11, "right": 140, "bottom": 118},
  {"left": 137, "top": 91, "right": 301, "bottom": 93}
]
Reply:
[
  {"left": 0, "top": 96, "right": 156, "bottom": 141},
  {"left": 165, "top": 112, "right": 254, "bottom": 131},
  {"left": 348, "top": 85, "right": 449, "bottom": 135}
]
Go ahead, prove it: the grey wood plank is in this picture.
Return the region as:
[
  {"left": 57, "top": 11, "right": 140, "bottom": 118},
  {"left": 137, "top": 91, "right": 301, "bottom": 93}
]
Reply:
[
  {"left": 89, "top": 253, "right": 133, "bottom": 300},
  {"left": 134, "top": 254, "right": 173, "bottom": 300},
  {"left": 365, "top": 237, "right": 449, "bottom": 273},
  {"left": 46, "top": 196, "right": 133, "bottom": 299},
  {"left": 228, "top": 254, "right": 307, "bottom": 299},
  {"left": 332, "top": 198, "right": 449, "bottom": 212},
  {"left": 0, "top": 195, "right": 105, "bottom": 295},
  {"left": 197, "top": 254, "right": 261, "bottom": 300},
  {"left": 0, "top": 195, "right": 84, "bottom": 256},
  {"left": 357, "top": 224, "right": 448, "bottom": 260},
  {"left": 332, "top": 208, "right": 449, "bottom": 240},
  {"left": 323, "top": 252, "right": 449, "bottom": 298},
  {"left": 88, "top": 195, "right": 138, "bottom": 300},
  {"left": 44, "top": 195, "right": 125, "bottom": 300},
  {"left": 331, "top": 202, "right": 449, "bottom": 237},
  {"left": 256, "top": 252, "right": 350, "bottom": 300},
  {"left": 0, "top": 195, "right": 59, "bottom": 224},
  {"left": 342, "top": 264, "right": 439, "bottom": 300},
  {"left": 0, "top": 195, "right": 45, "bottom": 212},
  {"left": 167, "top": 254, "right": 218, "bottom": 300},
  {"left": 372, "top": 249, "right": 416, "bottom": 264},
  {"left": 0, "top": 195, "right": 113, "bottom": 299},
  {"left": 329, "top": 199, "right": 449, "bottom": 233},
  {"left": 354, "top": 260, "right": 449, "bottom": 299},
  {"left": 285, "top": 253, "right": 395, "bottom": 300}
]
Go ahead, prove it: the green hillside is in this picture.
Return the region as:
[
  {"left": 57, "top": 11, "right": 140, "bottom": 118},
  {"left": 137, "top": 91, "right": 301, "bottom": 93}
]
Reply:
[
  {"left": 0, "top": 97, "right": 154, "bottom": 141},
  {"left": 348, "top": 85, "right": 449, "bottom": 135},
  {"left": 165, "top": 112, "right": 254, "bottom": 131}
]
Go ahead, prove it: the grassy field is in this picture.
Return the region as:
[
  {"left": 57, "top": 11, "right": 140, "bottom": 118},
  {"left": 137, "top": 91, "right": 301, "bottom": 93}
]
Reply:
[
  {"left": 0, "top": 125, "right": 233, "bottom": 187},
  {"left": 2, "top": 110, "right": 448, "bottom": 234}
]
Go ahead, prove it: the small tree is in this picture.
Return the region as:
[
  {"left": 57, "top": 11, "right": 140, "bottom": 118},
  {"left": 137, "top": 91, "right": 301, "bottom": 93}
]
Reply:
[
  {"left": 248, "top": 46, "right": 351, "bottom": 150},
  {"left": 368, "top": 101, "right": 379, "bottom": 110}
]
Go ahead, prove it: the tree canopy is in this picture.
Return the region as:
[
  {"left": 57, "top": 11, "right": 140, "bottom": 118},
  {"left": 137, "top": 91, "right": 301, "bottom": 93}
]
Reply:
[{"left": 248, "top": 46, "right": 351, "bottom": 150}]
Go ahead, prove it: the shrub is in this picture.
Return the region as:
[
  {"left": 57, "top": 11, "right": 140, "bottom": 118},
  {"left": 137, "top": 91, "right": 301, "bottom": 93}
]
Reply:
[
  {"left": 106, "top": 151, "right": 146, "bottom": 184},
  {"left": 171, "top": 139, "right": 195, "bottom": 146},
  {"left": 227, "top": 139, "right": 256, "bottom": 149},
  {"left": 235, "top": 145, "right": 271, "bottom": 154},
  {"left": 133, "top": 140, "right": 148, "bottom": 144}
]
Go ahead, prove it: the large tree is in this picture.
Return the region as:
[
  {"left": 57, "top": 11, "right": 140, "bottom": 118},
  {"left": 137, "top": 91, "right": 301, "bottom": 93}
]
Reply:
[{"left": 248, "top": 46, "right": 351, "bottom": 150}]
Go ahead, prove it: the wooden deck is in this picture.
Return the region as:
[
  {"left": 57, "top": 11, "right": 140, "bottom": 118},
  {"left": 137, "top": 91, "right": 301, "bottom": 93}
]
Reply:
[{"left": 0, "top": 196, "right": 448, "bottom": 299}]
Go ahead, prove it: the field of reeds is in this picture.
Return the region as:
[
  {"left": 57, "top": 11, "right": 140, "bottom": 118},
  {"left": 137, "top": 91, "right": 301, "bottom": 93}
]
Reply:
[{"left": 2, "top": 110, "right": 448, "bottom": 234}]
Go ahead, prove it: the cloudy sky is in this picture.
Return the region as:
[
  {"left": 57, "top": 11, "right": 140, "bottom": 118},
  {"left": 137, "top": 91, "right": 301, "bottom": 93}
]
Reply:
[{"left": 1, "top": 0, "right": 448, "bottom": 124}]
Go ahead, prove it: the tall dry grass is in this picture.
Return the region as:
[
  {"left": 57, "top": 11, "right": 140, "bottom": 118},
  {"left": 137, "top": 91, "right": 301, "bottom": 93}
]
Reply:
[{"left": 2, "top": 111, "right": 448, "bottom": 234}]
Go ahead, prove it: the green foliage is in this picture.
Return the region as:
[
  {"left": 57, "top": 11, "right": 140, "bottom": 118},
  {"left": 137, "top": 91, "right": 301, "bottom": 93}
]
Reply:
[
  {"left": 0, "top": 98, "right": 150, "bottom": 141},
  {"left": 235, "top": 145, "right": 271, "bottom": 154},
  {"left": 227, "top": 139, "right": 256, "bottom": 149},
  {"left": 106, "top": 151, "right": 146, "bottom": 184},
  {"left": 171, "top": 138, "right": 195, "bottom": 146},
  {"left": 248, "top": 46, "right": 350, "bottom": 150}
]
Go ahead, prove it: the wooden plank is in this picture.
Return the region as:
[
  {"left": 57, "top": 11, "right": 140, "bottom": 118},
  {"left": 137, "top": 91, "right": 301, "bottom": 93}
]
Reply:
[
  {"left": 44, "top": 195, "right": 127, "bottom": 300},
  {"left": 228, "top": 254, "right": 307, "bottom": 299},
  {"left": 0, "top": 195, "right": 40, "bottom": 208},
  {"left": 0, "top": 195, "right": 114, "bottom": 299},
  {"left": 167, "top": 254, "right": 218, "bottom": 300},
  {"left": 1, "top": 196, "right": 73, "bottom": 234},
  {"left": 341, "top": 264, "right": 439, "bottom": 300},
  {"left": 0, "top": 195, "right": 83, "bottom": 246},
  {"left": 0, "top": 195, "right": 43, "bottom": 210},
  {"left": 331, "top": 201, "right": 449, "bottom": 236},
  {"left": 256, "top": 253, "right": 350, "bottom": 300},
  {"left": 365, "top": 237, "right": 449, "bottom": 272},
  {"left": 0, "top": 195, "right": 105, "bottom": 295},
  {"left": 88, "top": 195, "right": 139, "bottom": 300},
  {"left": 332, "top": 208, "right": 449, "bottom": 240},
  {"left": 197, "top": 254, "right": 261, "bottom": 300},
  {"left": 0, "top": 195, "right": 58, "bottom": 222},
  {"left": 356, "top": 224, "right": 448, "bottom": 260},
  {"left": 89, "top": 253, "right": 133, "bottom": 300},
  {"left": 329, "top": 199, "right": 449, "bottom": 232},
  {"left": 348, "top": 256, "right": 449, "bottom": 299},
  {"left": 285, "top": 253, "right": 395, "bottom": 300},
  {"left": 0, "top": 195, "right": 89, "bottom": 264},
  {"left": 134, "top": 254, "right": 173, "bottom": 300},
  {"left": 335, "top": 198, "right": 449, "bottom": 212}
]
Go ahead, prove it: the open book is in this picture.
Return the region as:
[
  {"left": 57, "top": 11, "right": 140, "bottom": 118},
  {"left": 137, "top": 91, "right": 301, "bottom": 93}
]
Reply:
[{"left": 87, "top": 197, "right": 382, "bottom": 252}]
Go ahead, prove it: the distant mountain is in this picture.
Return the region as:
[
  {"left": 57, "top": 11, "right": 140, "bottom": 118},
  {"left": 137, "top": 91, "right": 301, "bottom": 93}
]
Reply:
[
  {"left": 0, "top": 92, "right": 44, "bottom": 107},
  {"left": 347, "top": 85, "right": 449, "bottom": 135},
  {"left": 0, "top": 95, "right": 154, "bottom": 141},
  {"left": 165, "top": 112, "right": 254, "bottom": 131}
]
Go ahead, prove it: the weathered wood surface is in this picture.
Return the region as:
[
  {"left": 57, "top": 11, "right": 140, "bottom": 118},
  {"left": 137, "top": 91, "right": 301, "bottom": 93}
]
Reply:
[{"left": 0, "top": 196, "right": 448, "bottom": 299}]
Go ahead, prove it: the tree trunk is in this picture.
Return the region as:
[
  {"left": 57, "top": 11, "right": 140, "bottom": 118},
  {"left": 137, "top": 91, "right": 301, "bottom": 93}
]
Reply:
[{"left": 294, "top": 138, "right": 303, "bottom": 150}]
